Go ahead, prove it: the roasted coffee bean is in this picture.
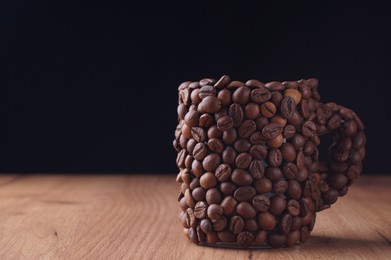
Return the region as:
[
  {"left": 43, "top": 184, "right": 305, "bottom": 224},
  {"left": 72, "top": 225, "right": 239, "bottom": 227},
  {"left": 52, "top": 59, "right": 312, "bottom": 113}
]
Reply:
[
  {"left": 280, "top": 214, "right": 293, "bottom": 235},
  {"left": 246, "top": 79, "right": 265, "bottom": 88},
  {"left": 273, "top": 180, "right": 288, "bottom": 195},
  {"left": 262, "top": 123, "right": 283, "bottom": 139},
  {"left": 214, "top": 75, "right": 231, "bottom": 89},
  {"left": 231, "top": 169, "right": 253, "bottom": 186},
  {"left": 202, "top": 153, "right": 221, "bottom": 172},
  {"left": 187, "top": 81, "right": 200, "bottom": 90},
  {"left": 181, "top": 168, "right": 192, "bottom": 184},
  {"left": 281, "top": 96, "right": 296, "bottom": 119},
  {"left": 253, "top": 178, "right": 273, "bottom": 193},
  {"left": 192, "top": 187, "right": 206, "bottom": 202},
  {"left": 234, "top": 139, "right": 251, "bottom": 153},
  {"left": 269, "top": 196, "right": 287, "bottom": 215},
  {"left": 301, "top": 120, "right": 317, "bottom": 137},
  {"left": 287, "top": 111, "right": 302, "bottom": 126},
  {"left": 271, "top": 91, "right": 283, "bottom": 107},
  {"left": 199, "top": 113, "right": 214, "bottom": 128},
  {"left": 181, "top": 123, "right": 192, "bottom": 139},
  {"left": 299, "top": 198, "right": 309, "bottom": 217},
  {"left": 265, "top": 167, "right": 283, "bottom": 181},
  {"left": 178, "top": 81, "right": 191, "bottom": 91},
  {"left": 235, "top": 153, "right": 252, "bottom": 169},
  {"left": 254, "top": 230, "right": 268, "bottom": 245},
  {"left": 217, "top": 89, "right": 232, "bottom": 106},
  {"left": 207, "top": 125, "right": 222, "bottom": 139},
  {"left": 176, "top": 149, "right": 187, "bottom": 168},
  {"left": 200, "top": 172, "right": 217, "bottom": 189},
  {"left": 200, "top": 218, "right": 213, "bottom": 234},
  {"left": 217, "top": 116, "right": 234, "bottom": 131},
  {"left": 178, "top": 104, "right": 188, "bottom": 120},
  {"left": 244, "top": 102, "right": 260, "bottom": 119},
  {"left": 186, "top": 208, "right": 197, "bottom": 228},
  {"left": 237, "top": 231, "right": 255, "bottom": 247},
  {"left": 249, "top": 160, "right": 265, "bottom": 179},
  {"left": 191, "top": 160, "right": 204, "bottom": 178},
  {"left": 252, "top": 194, "right": 270, "bottom": 212},
  {"left": 217, "top": 231, "right": 236, "bottom": 243},
  {"left": 266, "top": 81, "right": 284, "bottom": 91},
  {"left": 179, "top": 135, "right": 188, "bottom": 149},
  {"left": 208, "top": 138, "right": 224, "bottom": 153},
  {"left": 197, "top": 225, "right": 207, "bottom": 243},
  {"left": 271, "top": 115, "right": 287, "bottom": 127},
  {"left": 287, "top": 199, "right": 300, "bottom": 216},
  {"left": 299, "top": 82, "right": 311, "bottom": 99},
  {"left": 207, "top": 204, "right": 223, "bottom": 220},
  {"left": 228, "top": 103, "right": 244, "bottom": 127},
  {"left": 222, "top": 146, "right": 237, "bottom": 165},
  {"left": 237, "top": 202, "right": 256, "bottom": 219},
  {"left": 185, "top": 188, "right": 196, "bottom": 208},
  {"left": 257, "top": 212, "right": 276, "bottom": 230},
  {"left": 238, "top": 120, "right": 256, "bottom": 138},
  {"left": 322, "top": 189, "right": 339, "bottom": 205},
  {"left": 283, "top": 162, "right": 299, "bottom": 179},
  {"left": 199, "top": 85, "right": 216, "bottom": 99},
  {"left": 223, "top": 128, "right": 238, "bottom": 145},
  {"left": 288, "top": 180, "right": 302, "bottom": 199},
  {"left": 281, "top": 143, "right": 296, "bottom": 162},
  {"left": 268, "top": 232, "right": 287, "bottom": 247},
  {"left": 234, "top": 186, "right": 256, "bottom": 201},
  {"left": 221, "top": 196, "right": 238, "bottom": 215},
  {"left": 186, "top": 138, "right": 197, "bottom": 154},
  {"left": 184, "top": 110, "right": 200, "bottom": 127},
  {"left": 268, "top": 149, "right": 283, "bottom": 167},
  {"left": 284, "top": 89, "right": 302, "bottom": 105},
  {"left": 255, "top": 116, "right": 269, "bottom": 130},
  {"left": 250, "top": 132, "right": 266, "bottom": 145},
  {"left": 194, "top": 201, "right": 208, "bottom": 219},
  {"left": 300, "top": 226, "right": 310, "bottom": 242},
  {"left": 206, "top": 188, "right": 222, "bottom": 205},
  {"left": 188, "top": 227, "right": 199, "bottom": 244},
  {"left": 299, "top": 100, "right": 310, "bottom": 118},
  {"left": 220, "top": 182, "right": 237, "bottom": 195},
  {"left": 303, "top": 140, "right": 316, "bottom": 155},
  {"left": 212, "top": 216, "right": 227, "bottom": 231},
  {"left": 179, "top": 197, "right": 188, "bottom": 211},
  {"left": 286, "top": 230, "right": 300, "bottom": 246},
  {"left": 215, "top": 164, "right": 232, "bottom": 182},
  {"left": 191, "top": 127, "right": 206, "bottom": 142},
  {"left": 260, "top": 101, "right": 277, "bottom": 118},
  {"left": 291, "top": 134, "right": 306, "bottom": 150},
  {"left": 198, "top": 96, "right": 222, "bottom": 113},
  {"left": 283, "top": 125, "right": 296, "bottom": 139},
  {"left": 282, "top": 81, "right": 299, "bottom": 89},
  {"left": 344, "top": 121, "right": 357, "bottom": 136},
  {"left": 291, "top": 216, "right": 302, "bottom": 231},
  {"left": 190, "top": 88, "right": 201, "bottom": 104},
  {"left": 229, "top": 216, "right": 245, "bottom": 234},
  {"left": 267, "top": 134, "right": 283, "bottom": 148},
  {"left": 200, "top": 78, "right": 216, "bottom": 86},
  {"left": 207, "top": 232, "right": 219, "bottom": 244},
  {"left": 214, "top": 107, "right": 228, "bottom": 122},
  {"left": 232, "top": 86, "right": 251, "bottom": 105},
  {"left": 328, "top": 174, "right": 348, "bottom": 189},
  {"left": 251, "top": 87, "right": 271, "bottom": 103}
]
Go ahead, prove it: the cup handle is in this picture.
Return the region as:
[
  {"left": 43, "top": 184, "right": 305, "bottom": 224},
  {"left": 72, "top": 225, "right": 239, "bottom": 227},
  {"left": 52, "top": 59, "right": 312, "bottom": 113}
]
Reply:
[{"left": 313, "top": 102, "right": 366, "bottom": 212}]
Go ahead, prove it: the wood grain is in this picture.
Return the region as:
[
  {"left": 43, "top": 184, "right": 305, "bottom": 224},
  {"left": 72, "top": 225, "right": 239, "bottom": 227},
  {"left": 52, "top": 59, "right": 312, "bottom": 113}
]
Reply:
[{"left": 0, "top": 174, "right": 390, "bottom": 259}]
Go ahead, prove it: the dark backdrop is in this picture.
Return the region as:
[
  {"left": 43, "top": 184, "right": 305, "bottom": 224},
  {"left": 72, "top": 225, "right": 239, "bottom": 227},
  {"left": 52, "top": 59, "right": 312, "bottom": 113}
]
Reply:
[{"left": 1, "top": 1, "right": 390, "bottom": 173}]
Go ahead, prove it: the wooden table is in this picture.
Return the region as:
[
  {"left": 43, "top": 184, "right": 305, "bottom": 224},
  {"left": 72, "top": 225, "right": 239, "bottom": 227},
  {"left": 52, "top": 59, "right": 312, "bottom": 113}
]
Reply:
[{"left": 0, "top": 174, "right": 390, "bottom": 259}]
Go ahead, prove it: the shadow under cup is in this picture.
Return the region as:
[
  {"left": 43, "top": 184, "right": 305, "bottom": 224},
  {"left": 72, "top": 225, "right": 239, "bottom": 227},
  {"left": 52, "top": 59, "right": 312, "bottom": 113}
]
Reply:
[{"left": 174, "top": 76, "right": 366, "bottom": 248}]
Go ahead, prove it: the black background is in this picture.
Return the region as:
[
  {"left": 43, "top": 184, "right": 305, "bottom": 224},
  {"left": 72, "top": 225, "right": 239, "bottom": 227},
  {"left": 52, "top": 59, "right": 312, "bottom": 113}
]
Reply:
[{"left": 1, "top": 1, "right": 390, "bottom": 174}]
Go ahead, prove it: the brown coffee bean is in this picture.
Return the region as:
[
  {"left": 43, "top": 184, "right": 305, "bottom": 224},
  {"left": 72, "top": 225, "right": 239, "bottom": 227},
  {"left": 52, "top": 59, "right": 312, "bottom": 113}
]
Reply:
[
  {"left": 222, "top": 146, "right": 237, "bottom": 165},
  {"left": 301, "top": 120, "right": 317, "bottom": 137},
  {"left": 291, "top": 216, "right": 302, "bottom": 231},
  {"left": 281, "top": 143, "right": 296, "bottom": 162},
  {"left": 281, "top": 96, "right": 296, "bottom": 119},
  {"left": 271, "top": 115, "right": 287, "bottom": 126},
  {"left": 200, "top": 172, "right": 217, "bottom": 189},
  {"left": 273, "top": 180, "right": 288, "bottom": 195},
  {"left": 237, "top": 231, "right": 255, "bottom": 247},
  {"left": 254, "top": 230, "right": 268, "bottom": 245},
  {"left": 234, "top": 139, "right": 251, "bottom": 152},
  {"left": 344, "top": 121, "right": 357, "bottom": 136},
  {"left": 280, "top": 213, "right": 293, "bottom": 235},
  {"left": 234, "top": 186, "right": 256, "bottom": 201},
  {"left": 184, "top": 110, "right": 199, "bottom": 127},
  {"left": 220, "top": 182, "right": 237, "bottom": 195},
  {"left": 232, "top": 86, "right": 251, "bottom": 105},
  {"left": 287, "top": 230, "right": 301, "bottom": 246},
  {"left": 271, "top": 91, "right": 283, "bottom": 107},
  {"left": 199, "top": 85, "right": 216, "bottom": 99},
  {"left": 269, "top": 196, "right": 287, "bottom": 215},
  {"left": 262, "top": 123, "right": 283, "bottom": 139},
  {"left": 191, "top": 159, "right": 204, "bottom": 177},
  {"left": 299, "top": 198, "right": 309, "bottom": 217},
  {"left": 265, "top": 167, "right": 282, "bottom": 181},
  {"left": 328, "top": 174, "right": 348, "bottom": 189},
  {"left": 207, "top": 204, "right": 223, "bottom": 220},
  {"left": 207, "top": 125, "right": 222, "bottom": 139},
  {"left": 198, "top": 96, "right": 222, "bottom": 113},
  {"left": 217, "top": 231, "right": 236, "bottom": 243},
  {"left": 223, "top": 128, "right": 237, "bottom": 145},
  {"left": 250, "top": 132, "right": 266, "bottom": 145},
  {"left": 322, "top": 189, "right": 339, "bottom": 205},
  {"left": 221, "top": 196, "right": 238, "bottom": 215},
  {"left": 200, "top": 78, "right": 216, "bottom": 86},
  {"left": 217, "top": 89, "right": 232, "bottom": 106},
  {"left": 255, "top": 116, "right": 269, "bottom": 130},
  {"left": 185, "top": 208, "right": 197, "bottom": 228},
  {"left": 178, "top": 81, "right": 191, "bottom": 91},
  {"left": 231, "top": 169, "right": 253, "bottom": 186},
  {"left": 300, "top": 226, "right": 310, "bottom": 242},
  {"left": 257, "top": 212, "right": 276, "bottom": 230},
  {"left": 229, "top": 215, "right": 245, "bottom": 234},
  {"left": 284, "top": 89, "right": 302, "bottom": 105},
  {"left": 206, "top": 188, "right": 222, "bottom": 204},
  {"left": 245, "top": 102, "right": 260, "bottom": 119},
  {"left": 176, "top": 149, "right": 187, "bottom": 168},
  {"left": 283, "top": 162, "right": 299, "bottom": 179},
  {"left": 283, "top": 125, "right": 296, "bottom": 139},
  {"left": 249, "top": 159, "right": 265, "bottom": 179},
  {"left": 268, "top": 149, "right": 282, "bottom": 167},
  {"left": 197, "top": 226, "right": 207, "bottom": 243},
  {"left": 191, "top": 127, "right": 206, "bottom": 142},
  {"left": 251, "top": 87, "right": 271, "bottom": 103},
  {"left": 215, "top": 164, "right": 232, "bottom": 182},
  {"left": 266, "top": 81, "right": 284, "bottom": 91},
  {"left": 184, "top": 188, "right": 195, "bottom": 208},
  {"left": 253, "top": 178, "right": 272, "bottom": 193},
  {"left": 214, "top": 106, "right": 228, "bottom": 121},
  {"left": 287, "top": 111, "right": 302, "bottom": 126},
  {"left": 179, "top": 135, "right": 188, "bottom": 150},
  {"left": 237, "top": 202, "right": 256, "bottom": 219},
  {"left": 260, "top": 101, "right": 277, "bottom": 118},
  {"left": 217, "top": 116, "right": 234, "bottom": 131},
  {"left": 190, "top": 88, "right": 201, "bottom": 104},
  {"left": 212, "top": 216, "right": 227, "bottom": 231},
  {"left": 202, "top": 153, "right": 221, "bottom": 172},
  {"left": 287, "top": 199, "right": 300, "bottom": 216},
  {"left": 252, "top": 194, "right": 270, "bottom": 212},
  {"left": 194, "top": 201, "right": 208, "bottom": 219},
  {"left": 200, "top": 218, "right": 213, "bottom": 234},
  {"left": 235, "top": 152, "right": 252, "bottom": 169},
  {"left": 192, "top": 187, "right": 206, "bottom": 202},
  {"left": 198, "top": 114, "right": 213, "bottom": 129},
  {"left": 291, "top": 134, "right": 306, "bottom": 150},
  {"left": 238, "top": 120, "right": 256, "bottom": 138},
  {"left": 188, "top": 227, "right": 199, "bottom": 244},
  {"left": 288, "top": 180, "right": 302, "bottom": 199},
  {"left": 268, "top": 232, "right": 287, "bottom": 247},
  {"left": 214, "top": 75, "right": 231, "bottom": 89},
  {"left": 299, "top": 100, "right": 310, "bottom": 118},
  {"left": 208, "top": 138, "right": 224, "bottom": 153},
  {"left": 181, "top": 123, "right": 192, "bottom": 139},
  {"left": 228, "top": 103, "right": 244, "bottom": 128},
  {"left": 267, "top": 134, "right": 283, "bottom": 148},
  {"left": 246, "top": 79, "right": 265, "bottom": 88},
  {"left": 186, "top": 138, "right": 197, "bottom": 154}
]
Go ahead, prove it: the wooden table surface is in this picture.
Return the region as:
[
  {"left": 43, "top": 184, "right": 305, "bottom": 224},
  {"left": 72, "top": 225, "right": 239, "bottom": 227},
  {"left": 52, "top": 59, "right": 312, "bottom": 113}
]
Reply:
[{"left": 0, "top": 174, "right": 390, "bottom": 260}]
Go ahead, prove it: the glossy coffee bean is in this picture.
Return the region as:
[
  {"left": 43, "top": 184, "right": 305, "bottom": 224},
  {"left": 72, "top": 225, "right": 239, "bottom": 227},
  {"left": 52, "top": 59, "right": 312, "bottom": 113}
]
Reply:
[
  {"left": 221, "top": 196, "right": 238, "bottom": 215},
  {"left": 234, "top": 186, "right": 256, "bottom": 201},
  {"left": 269, "top": 196, "right": 287, "bottom": 215},
  {"left": 215, "top": 164, "right": 232, "bottom": 182},
  {"left": 257, "top": 212, "right": 276, "bottom": 230},
  {"left": 237, "top": 202, "right": 257, "bottom": 219},
  {"left": 231, "top": 169, "right": 253, "bottom": 186},
  {"left": 260, "top": 102, "right": 277, "bottom": 118},
  {"left": 253, "top": 178, "right": 272, "bottom": 193},
  {"left": 252, "top": 194, "right": 270, "bottom": 212}
]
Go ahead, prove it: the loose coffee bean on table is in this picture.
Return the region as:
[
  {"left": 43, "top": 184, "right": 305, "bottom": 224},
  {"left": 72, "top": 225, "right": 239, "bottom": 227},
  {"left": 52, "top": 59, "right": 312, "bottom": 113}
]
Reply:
[{"left": 175, "top": 76, "right": 366, "bottom": 248}]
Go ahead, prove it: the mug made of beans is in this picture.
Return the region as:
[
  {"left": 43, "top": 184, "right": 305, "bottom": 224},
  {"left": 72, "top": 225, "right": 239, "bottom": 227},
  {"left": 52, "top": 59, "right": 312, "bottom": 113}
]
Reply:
[{"left": 173, "top": 75, "right": 366, "bottom": 248}]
